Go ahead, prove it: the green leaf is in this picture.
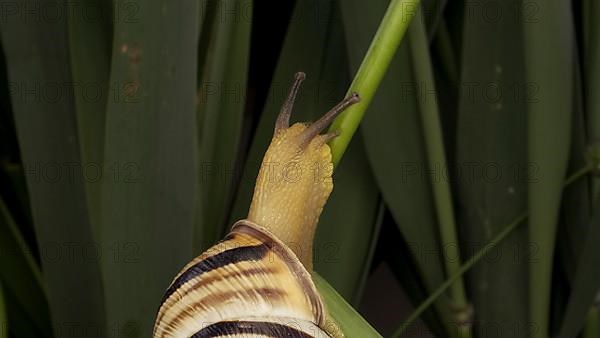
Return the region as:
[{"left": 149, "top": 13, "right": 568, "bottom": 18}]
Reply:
[
  {"left": 313, "top": 274, "right": 383, "bottom": 338},
  {"left": 455, "top": 0, "right": 529, "bottom": 335},
  {"left": 0, "top": 196, "right": 50, "bottom": 334},
  {"left": 339, "top": 0, "right": 453, "bottom": 334},
  {"left": 67, "top": 0, "right": 112, "bottom": 239},
  {"left": 523, "top": 1, "right": 575, "bottom": 337},
  {"left": 559, "top": 196, "right": 600, "bottom": 338},
  {"left": 195, "top": 0, "right": 253, "bottom": 252},
  {"left": 100, "top": 0, "right": 198, "bottom": 335},
  {"left": 0, "top": 5, "right": 106, "bottom": 335}
]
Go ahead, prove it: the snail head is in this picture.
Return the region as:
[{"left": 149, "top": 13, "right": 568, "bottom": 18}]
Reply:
[{"left": 247, "top": 72, "right": 360, "bottom": 269}]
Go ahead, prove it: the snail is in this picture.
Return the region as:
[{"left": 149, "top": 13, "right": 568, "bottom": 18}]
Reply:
[{"left": 153, "top": 72, "right": 360, "bottom": 338}]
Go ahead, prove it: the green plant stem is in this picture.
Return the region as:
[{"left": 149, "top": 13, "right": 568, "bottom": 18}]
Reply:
[
  {"left": 408, "top": 8, "right": 471, "bottom": 338},
  {"left": 391, "top": 164, "right": 593, "bottom": 338},
  {"left": 328, "top": 0, "right": 421, "bottom": 167}
]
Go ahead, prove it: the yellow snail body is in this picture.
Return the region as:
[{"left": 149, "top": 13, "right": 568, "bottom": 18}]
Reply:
[{"left": 153, "top": 73, "right": 360, "bottom": 338}]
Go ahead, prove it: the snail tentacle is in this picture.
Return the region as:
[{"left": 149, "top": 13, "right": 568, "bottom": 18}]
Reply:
[
  {"left": 298, "top": 92, "right": 360, "bottom": 146},
  {"left": 275, "top": 71, "right": 306, "bottom": 133}
]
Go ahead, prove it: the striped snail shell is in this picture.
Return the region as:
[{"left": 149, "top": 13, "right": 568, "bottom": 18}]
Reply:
[{"left": 154, "top": 72, "right": 360, "bottom": 338}]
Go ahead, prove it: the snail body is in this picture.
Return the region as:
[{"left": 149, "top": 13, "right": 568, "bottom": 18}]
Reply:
[{"left": 154, "top": 73, "right": 360, "bottom": 338}]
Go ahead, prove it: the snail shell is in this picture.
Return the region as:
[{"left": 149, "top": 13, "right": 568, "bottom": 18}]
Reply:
[
  {"left": 153, "top": 220, "right": 329, "bottom": 337},
  {"left": 153, "top": 73, "right": 360, "bottom": 338}
]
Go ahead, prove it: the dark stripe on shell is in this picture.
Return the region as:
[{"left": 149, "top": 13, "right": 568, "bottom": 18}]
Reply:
[
  {"left": 191, "top": 320, "right": 320, "bottom": 337},
  {"left": 160, "top": 243, "right": 271, "bottom": 305}
]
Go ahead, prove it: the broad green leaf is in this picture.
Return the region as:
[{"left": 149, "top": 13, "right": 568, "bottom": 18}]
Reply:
[
  {"left": 455, "top": 0, "right": 529, "bottom": 335},
  {"left": 101, "top": 0, "right": 198, "bottom": 335},
  {"left": 340, "top": 0, "right": 453, "bottom": 334},
  {"left": 314, "top": 274, "right": 383, "bottom": 338},
  {"left": 0, "top": 5, "right": 106, "bottom": 335},
  {"left": 524, "top": 1, "right": 575, "bottom": 336},
  {"left": 0, "top": 197, "right": 50, "bottom": 334},
  {"left": 67, "top": 0, "right": 112, "bottom": 239},
  {"left": 196, "top": 0, "right": 253, "bottom": 252}
]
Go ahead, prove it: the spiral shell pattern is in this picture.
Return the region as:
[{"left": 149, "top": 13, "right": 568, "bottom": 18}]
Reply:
[{"left": 153, "top": 220, "right": 331, "bottom": 338}]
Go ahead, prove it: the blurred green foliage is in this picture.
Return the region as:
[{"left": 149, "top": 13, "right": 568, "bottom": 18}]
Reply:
[{"left": 0, "top": 0, "right": 599, "bottom": 337}]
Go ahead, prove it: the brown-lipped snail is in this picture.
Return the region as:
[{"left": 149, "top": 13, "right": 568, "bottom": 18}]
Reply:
[{"left": 153, "top": 72, "right": 360, "bottom": 338}]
